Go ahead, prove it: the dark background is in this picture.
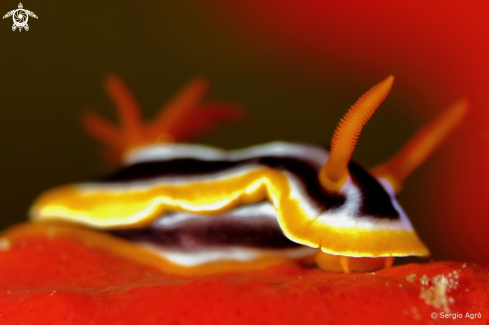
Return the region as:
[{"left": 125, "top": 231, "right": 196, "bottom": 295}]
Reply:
[{"left": 0, "top": 1, "right": 487, "bottom": 265}]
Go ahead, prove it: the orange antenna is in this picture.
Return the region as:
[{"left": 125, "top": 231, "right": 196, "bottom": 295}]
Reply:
[
  {"left": 82, "top": 110, "right": 121, "bottom": 151},
  {"left": 371, "top": 99, "right": 468, "bottom": 193},
  {"left": 146, "top": 79, "right": 210, "bottom": 136},
  {"left": 319, "top": 76, "right": 394, "bottom": 192},
  {"left": 104, "top": 75, "right": 144, "bottom": 148},
  {"left": 82, "top": 75, "right": 243, "bottom": 164}
]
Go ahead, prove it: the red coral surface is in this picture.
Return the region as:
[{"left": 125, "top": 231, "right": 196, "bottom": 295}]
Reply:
[{"left": 0, "top": 230, "right": 487, "bottom": 324}]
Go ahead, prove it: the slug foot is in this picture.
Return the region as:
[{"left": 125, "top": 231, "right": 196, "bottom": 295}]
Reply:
[{"left": 315, "top": 251, "right": 394, "bottom": 273}]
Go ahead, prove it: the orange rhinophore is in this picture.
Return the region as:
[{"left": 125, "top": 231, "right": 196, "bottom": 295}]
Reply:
[
  {"left": 319, "top": 75, "right": 394, "bottom": 192},
  {"left": 27, "top": 76, "right": 467, "bottom": 274},
  {"left": 371, "top": 99, "right": 468, "bottom": 193}
]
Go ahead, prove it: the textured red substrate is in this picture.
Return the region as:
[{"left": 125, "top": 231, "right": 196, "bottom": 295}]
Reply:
[{"left": 0, "top": 234, "right": 487, "bottom": 324}]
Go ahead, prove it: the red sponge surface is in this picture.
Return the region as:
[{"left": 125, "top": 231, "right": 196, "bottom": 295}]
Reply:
[{"left": 0, "top": 229, "right": 487, "bottom": 324}]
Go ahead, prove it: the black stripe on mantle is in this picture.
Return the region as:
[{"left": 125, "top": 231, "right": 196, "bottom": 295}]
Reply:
[
  {"left": 108, "top": 213, "right": 300, "bottom": 249},
  {"left": 98, "top": 156, "right": 400, "bottom": 220}
]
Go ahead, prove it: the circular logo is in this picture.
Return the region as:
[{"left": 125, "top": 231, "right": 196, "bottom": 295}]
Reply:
[
  {"left": 431, "top": 312, "right": 437, "bottom": 319},
  {"left": 13, "top": 10, "right": 27, "bottom": 27},
  {"left": 3, "top": 4, "right": 38, "bottom": 32}
]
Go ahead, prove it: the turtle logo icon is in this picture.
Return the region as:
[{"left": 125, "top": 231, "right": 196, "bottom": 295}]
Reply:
[{"left": 3, "top": 3, "right": 38, "bottom": 32}]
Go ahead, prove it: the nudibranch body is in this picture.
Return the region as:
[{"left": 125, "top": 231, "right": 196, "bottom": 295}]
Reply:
[{"left": 29, "top": 76, "right": 467, "bottom": 274}]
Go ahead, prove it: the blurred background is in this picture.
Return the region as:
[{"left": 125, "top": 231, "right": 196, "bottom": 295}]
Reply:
[{"left": 0, "top": 1, "right": 488, "bottom": 265}]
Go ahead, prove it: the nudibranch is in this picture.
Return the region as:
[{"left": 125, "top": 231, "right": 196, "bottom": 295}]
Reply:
[{"left": 27, "top": 75, "right": 467, "bottom": 274}]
